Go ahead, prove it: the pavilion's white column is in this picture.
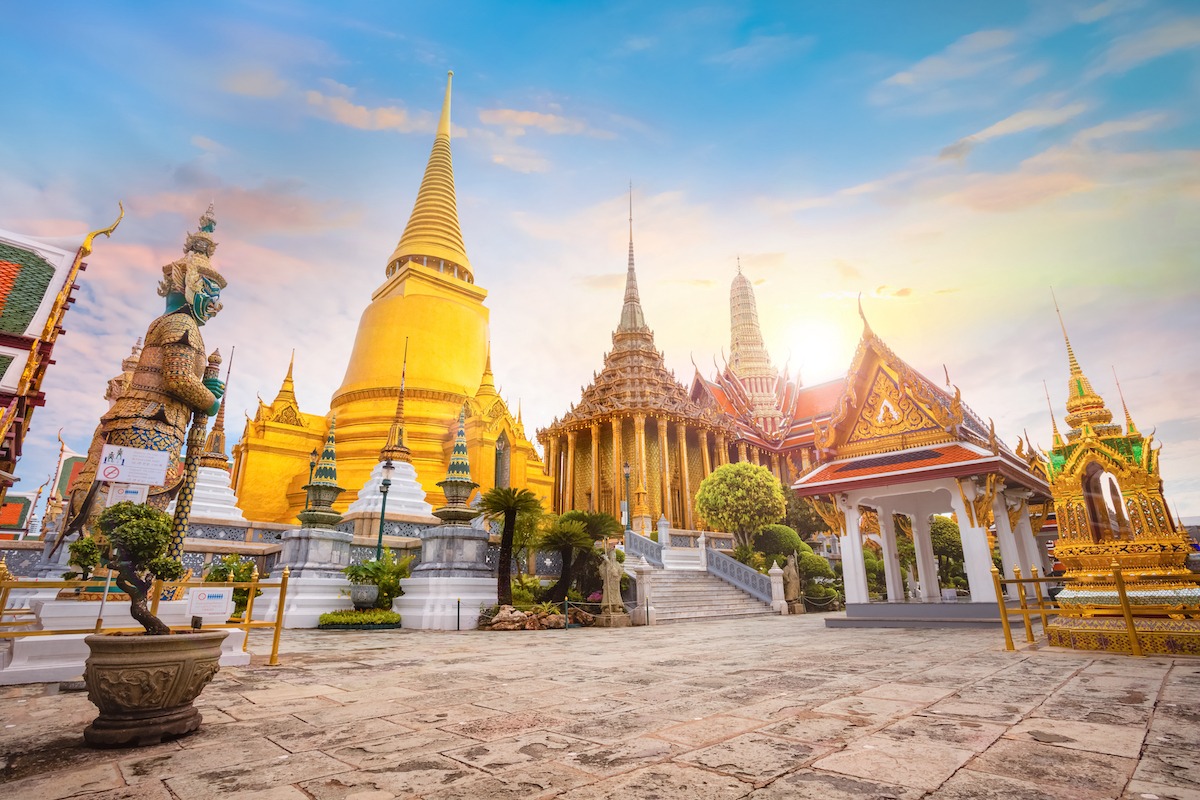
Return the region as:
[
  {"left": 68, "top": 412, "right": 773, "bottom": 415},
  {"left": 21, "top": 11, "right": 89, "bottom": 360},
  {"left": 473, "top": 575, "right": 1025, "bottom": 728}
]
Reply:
[
  {"left": 839, "top": 501, "right": 870, "bottom": 605},
  {"left": 877, "top": 506, "right": 905, "bottom": 602},
  {"left": 1012, "top": 504, "right": 1049, "bottom": 574},
  {"left": 950, "top": 490, "right": 998, "bottom": 604},
  {"left": 910, "top": 511, "right": 941, "bottom": 601},
  {"left": 991, "top": 491, "right": 1022, "bottom": 597}
]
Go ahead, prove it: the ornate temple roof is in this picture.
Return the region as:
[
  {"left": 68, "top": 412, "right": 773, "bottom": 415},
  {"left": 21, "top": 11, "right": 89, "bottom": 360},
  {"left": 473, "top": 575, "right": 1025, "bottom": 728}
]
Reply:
[
  {"left": 386, "top": 72, "right": 472, "bottom": 281},
  {"left": 541, "top": 212, "right": 721, "bottom": 434},
  {"left": 1055, "top": 301, "right": 1120, "bottom": 440},
  {"left": 729, "top": 265, "right": 774, "bottom": 379}
]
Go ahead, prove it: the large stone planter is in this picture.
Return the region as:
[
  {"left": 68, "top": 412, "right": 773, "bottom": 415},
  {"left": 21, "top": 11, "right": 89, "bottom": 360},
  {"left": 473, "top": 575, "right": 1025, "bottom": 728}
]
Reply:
[
  {"left": 350, "top": 584, "right": 380, "bottom": 610},
  {"left": 83, "top": 630, "right": 229, "bottom": 747}
]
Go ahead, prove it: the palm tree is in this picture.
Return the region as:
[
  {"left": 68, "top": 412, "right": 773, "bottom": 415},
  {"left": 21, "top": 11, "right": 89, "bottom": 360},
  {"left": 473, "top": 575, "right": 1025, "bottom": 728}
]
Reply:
[
  {"left": 479, "top": 487, "right": 542, "bottom": 605},
  {"left": 557, "top": 510, "right": 624, "bottom": 600},
  {"left": 539, "top": 518, "right": 592, "bottom": 604}
]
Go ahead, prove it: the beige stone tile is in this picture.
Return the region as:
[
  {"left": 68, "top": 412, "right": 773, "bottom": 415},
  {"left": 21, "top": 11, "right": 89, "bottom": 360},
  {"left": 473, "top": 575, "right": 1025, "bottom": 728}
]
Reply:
[
  {"left": 745, "top": 768, "right": 924, "bottom": 799},
  {"left": 920, "top": 698, "right": 1027, "bottom": 725},
  {"left": 1133, "top": 745, "right": 1200, "bottom": 793},
  {"left": 268, "top": 717, "right": 407, "bottom": 753},
  {"left": 0, "top": 763, "right": 123, "bottom": 800},
  {"left": 423, "top": 761, "right": 594, "bottom": 800},
  {"left": 221, "top": 694, "right": 343, "bottom": 721},
  {"left": 971, "top": 738, "right": 1137, "bottom": 796},
  {"left": 441, "top": 710, "right": 565, "bottom": 742},
  {"left": 1038, "top": 691, "right": 1155, "bottom": 726},
  {"left": 929, "top": 769, "right": 1107, "bottom": 800},
  {"left": 292, "top": 698, "right": 415, "bottom": 725},
  {"left": 812, "top": 734, "right": 975, "bottom": 791},
  {"left": 557, "top": 737, "right": 682, "bottom": 778},
  {"left": 1149, "top": 708, "right": 1200, "bottom": 749},
  {"left": 384, "top": 704, "right": 500, "bottom": 731},
  {"left": 733, "top": 692, "right": 826, "bottom": 721},
  {"left": 1125, "top": 779, "right": 1200, "bottom": 800},
  {"left": 676, "top": 732, "right": 830, "bottom": 785},
  {"left": 297, "top": 753, "right": 479, "bottom": 799},
  {"left": 441, "top": 731, "right": 596, "bottom": 773},
  {"left": 551, "top": 711, "right": 667, "bottom": 745},
  {"left": 812, "top": 695, "right": 926, "bottom": 723},
  {"left": 652, "top": 713, "right": 763, "bottom": 748},
  {"left": 165, "top": 751, "right": 353, "bottom": 800},
  {"left": 237, "top": 683, "right": 348, "bottom": 704},
  {"left": 858, "top": 682, "right": 957, "bottom": 704},
  {"left": 325, "top": 729, "right": 470, "bottom": 768},
  {"left": 1008, "top": 716, "right": 1146, "bottom": 758},
  {"left": 875, "top": 714, "right": 1006, "bottom": 752},
  {"left": 557, "top": 761, "right": 750, "bottom": 800},
  {"left": 35, "top": 783, "right": 176, "bottom": 800},
  {"left": 760, "top": 712, "right": 878, "bottom": 745},
  {"left": 120, "top": 735, "right": 288, "bottom": 783}
]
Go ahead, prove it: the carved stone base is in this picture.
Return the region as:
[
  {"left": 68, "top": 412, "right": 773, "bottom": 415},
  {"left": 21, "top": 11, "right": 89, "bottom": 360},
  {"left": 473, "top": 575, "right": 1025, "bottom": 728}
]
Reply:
[
  {"left": 787, "top": 600, "right": 806, "bottom": 615},
  {"left": 82, "top": 630, "right": 228, "bottom": 747},
  {"left": 593, "top": 611, "right": 632, "bottom": 628},
  {"left": 1046, "top": 615, "right": 1200, "bottom": 656}
]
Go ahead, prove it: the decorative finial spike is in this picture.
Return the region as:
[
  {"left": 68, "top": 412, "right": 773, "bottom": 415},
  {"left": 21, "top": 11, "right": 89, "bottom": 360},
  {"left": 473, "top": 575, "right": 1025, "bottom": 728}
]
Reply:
[
  {"left": 1051, "top": 287, "right": 1082, "bottom": 376},
  {"left": 1043, "top": 380, "right": 1063, "bottom": 447},
  {"left": 1112, "top": 366, "right": 1138, "bottom": 435}
]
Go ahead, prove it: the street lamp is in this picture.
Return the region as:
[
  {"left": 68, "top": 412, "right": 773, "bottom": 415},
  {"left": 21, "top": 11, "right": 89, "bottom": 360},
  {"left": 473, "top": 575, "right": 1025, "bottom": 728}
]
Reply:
[
  {"left": 304, "top": 448, "right": 318, "bottom": 511},
  {"left": 375, "top": 459, "right": 395, "bottom": 561},
  {"left": 622, "top": 461, "right": 632, "bottom": 531}
]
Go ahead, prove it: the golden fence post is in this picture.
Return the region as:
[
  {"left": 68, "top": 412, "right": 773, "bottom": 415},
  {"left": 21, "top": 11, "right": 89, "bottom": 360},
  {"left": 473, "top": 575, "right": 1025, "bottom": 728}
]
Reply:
[
  {"left": 150, "top": 578, "right": 163, "bottom": 617},
  {"left": 1013, "top": 566, "right": 1034, "bottom": 643},
  {"left": 1111, "top": 560, "right": 1143, "bottom": 657},
  {"left": 242, "top": 566, "right": 260, "bottom": 653},
  {"left": 268, "top": 567, "right": 288, "bottom": 667},
  {"left": 991, "top": 566, "right": 1015, "bottom": 651},
  {"left": 1030, "top": 566, "right": 1049, "bottom": 630}
]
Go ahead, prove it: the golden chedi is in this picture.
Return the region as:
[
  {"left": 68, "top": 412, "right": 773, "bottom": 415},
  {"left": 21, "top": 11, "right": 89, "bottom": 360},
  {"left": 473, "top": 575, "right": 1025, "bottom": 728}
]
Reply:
[
  {"left": 1039, "top": 306, "right": 1198, "bottom": 655},
  {"left": 231, "top": 73, "right": 549, "bottom": 522}
]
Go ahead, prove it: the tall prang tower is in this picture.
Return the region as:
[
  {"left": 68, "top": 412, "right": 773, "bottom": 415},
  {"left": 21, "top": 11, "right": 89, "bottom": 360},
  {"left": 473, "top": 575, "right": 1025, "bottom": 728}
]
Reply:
[{"left": 231, "top": 73, "right": 550, "bottom": 522}]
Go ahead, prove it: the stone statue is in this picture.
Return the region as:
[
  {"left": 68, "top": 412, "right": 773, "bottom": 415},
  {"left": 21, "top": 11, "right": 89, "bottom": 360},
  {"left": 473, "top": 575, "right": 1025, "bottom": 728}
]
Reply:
[
  {"left": 60, "top": 207, "right": 226, "bottom": 547},
  {"left": 783, "top": 551, "right": 801, "bottom": 602},
  {"left": 599, "top": 545, "right": 625, "bottom": 614}
]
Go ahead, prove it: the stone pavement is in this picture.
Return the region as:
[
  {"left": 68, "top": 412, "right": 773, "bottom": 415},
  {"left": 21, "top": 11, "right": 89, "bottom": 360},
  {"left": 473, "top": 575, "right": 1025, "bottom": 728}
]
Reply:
[{"left": 2, "top": 614, "right": 1197, "bottom": 800}]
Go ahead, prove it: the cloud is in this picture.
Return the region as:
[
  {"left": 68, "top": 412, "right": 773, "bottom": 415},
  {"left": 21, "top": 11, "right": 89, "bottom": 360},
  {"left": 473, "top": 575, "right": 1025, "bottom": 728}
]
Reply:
[
  {"left": 1070, "top": 112, "right": 1168, "bottom": 146},
  {"left": 478, "top": 108, "right": 612, "bottom": 139},
  {"left": 129, "top": 181, "right": 359, "bottom": 237},
  {"left": 191, "top": 135, "right": 227, "bottom": 155},
  {"left": 221, "top": 67, "right": 290, "bottom": 98},
  {"left": 708, "top": 34, "right": 815, "bottom": 69},
  {"left": 304, "top": 88, "right": 433, "bottom": 133},
  {"left": 466, "top": 128, "right": 551, "bottom": 173},
  {"left": 940, "top": 101, "right": 1088, "bottom": 160},
  {"left": 621, "top": 36, "right": 656, "bottom": 53},
  {"left": 874, "top": 29, "right": 1016, "bottom": 102},
  {"left": 579, "top": 273, "right": 625, "bottom": 290},
  {"left": 835, "top": 260, "right": 863, "bottom": 281},
  {"left": 1091, "top": 17, "right": 1200, "bottom": 75}
]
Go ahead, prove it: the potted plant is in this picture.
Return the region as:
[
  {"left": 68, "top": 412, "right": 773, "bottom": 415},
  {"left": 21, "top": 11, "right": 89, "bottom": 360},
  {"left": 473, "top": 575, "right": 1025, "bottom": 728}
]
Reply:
[
  {"left": 203, "top": 553, "right": 261, "bottom": 621},
  {"left": 342, "top": 549, "right": 413, "bottom": 611},
  {"left": 68, "top": 501, "right": 228, "bottom": 747}
]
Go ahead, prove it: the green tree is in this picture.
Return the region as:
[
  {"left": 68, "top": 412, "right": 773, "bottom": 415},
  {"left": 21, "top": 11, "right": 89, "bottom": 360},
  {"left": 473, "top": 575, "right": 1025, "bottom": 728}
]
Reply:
[
  {"left": 694, "top": 463, "right": 786, "bottom": 548},
  {"left": 784, "top": 492, "right": 830, "bottom": 541},
  {"left": 754, "top": 523, "right": 809, "bottom": 560},
  {"left": 930, "top": 515, "right": 964, "bottom": 586},
  {"left": 91, "top": 502, "right": 186, "bottom": 635},
  {"left": 512, "top": 504, "right": 547, "bottom": 576},
  {"left": 479, "top": 488, "right": 542, "bottom": 606},
  {"left": 557, "top": 510, "right": 623, "bottom": 598},
  {"left": 538, "top": 518, "right": 592, "bottom": 603}
]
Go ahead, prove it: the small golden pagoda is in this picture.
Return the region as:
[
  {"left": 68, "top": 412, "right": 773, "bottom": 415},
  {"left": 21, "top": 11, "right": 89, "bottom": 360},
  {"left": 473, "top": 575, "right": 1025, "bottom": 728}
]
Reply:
[
  {"left": 1040, "top": 306, "right": 1198, "bottom": 654},
  {"left": 231, "top": 73, "right": 550, "bottom": 522}
]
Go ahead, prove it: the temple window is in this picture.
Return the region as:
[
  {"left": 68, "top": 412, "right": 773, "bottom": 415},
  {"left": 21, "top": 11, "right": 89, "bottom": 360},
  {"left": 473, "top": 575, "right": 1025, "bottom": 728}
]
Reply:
[{"left": 1082, "top": 462, "right": 1132, "bottom": 541}]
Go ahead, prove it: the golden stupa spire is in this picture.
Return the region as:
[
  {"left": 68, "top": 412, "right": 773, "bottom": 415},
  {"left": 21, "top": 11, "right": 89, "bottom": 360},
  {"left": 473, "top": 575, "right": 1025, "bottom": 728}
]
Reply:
[
  {"left": 477, "top": 344, "right": 497, "bottom": 397},
  {"left": 387, "top": 71, "right": 472, "bottom": 281},
  {"left": 201, "top": 347, "right": 234, "bottom": 470},
  {"left": 617, "top": 183, "right": 649, "bottom": 333},
  {"left": 274, "top": 350, "right": 297, "bottom": 405},
  {"left": 1051, "top": 293, "right": 1113, "bottom": 434},
  {"left": 729, "top": 260, "right": 774, "bottom": 379},
  {"left": 1043, "top": 380, "right": 1063, "bottom": 449},
  {"left": 1112, "top": 366, "right": 1139, "bottom": 436},
  {"left": 381, "top": 338, "right": 411, "bottom": 463}
]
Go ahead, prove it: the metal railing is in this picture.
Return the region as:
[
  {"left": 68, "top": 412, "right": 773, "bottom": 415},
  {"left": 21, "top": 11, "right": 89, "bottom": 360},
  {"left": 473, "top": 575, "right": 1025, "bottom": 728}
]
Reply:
[
  {"left": 704, "top": 544, "right": 772, "bottom": 603},
  {"left": 625, "top": 530, "right": 662, "bottom": 567},
  {"left": 991, "top": 562, "right": 1200, "bottom": 657},
  {"left": 0, "top": 567, "right": 291, "bottom": 666}
]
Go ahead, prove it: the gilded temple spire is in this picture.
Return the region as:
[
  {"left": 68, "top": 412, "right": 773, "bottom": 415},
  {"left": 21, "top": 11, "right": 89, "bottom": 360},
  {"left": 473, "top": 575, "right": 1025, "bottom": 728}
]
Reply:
[
  {"left": 1042, "top": 380, "right": 1063, "bottom": 449},
  {"left": 477, "top": 345, "right": 498, "bottom": 398},
  {"left": 729, "top": 264, "right": 774, "bottom": 379},
  {"left": 617, "top": 186, "right": 649, "bottom": 334},
  {"left": 1052, "top": 297, "right": 1115, "bottom": 436},
  {"left": 444, "top": 406, "right": 472, "bottom": 483},
  {"left": 381, "top": 338, "right": 411, "bottom": 463},
  {"left": 274, "top": 350, "right": 297, "bottom": 405},
  {"left": 387, "top": 71, "right": 472, "bottom": 281},
  {"left": 200, "top": 346, "right": 234, "bottom": 470}
]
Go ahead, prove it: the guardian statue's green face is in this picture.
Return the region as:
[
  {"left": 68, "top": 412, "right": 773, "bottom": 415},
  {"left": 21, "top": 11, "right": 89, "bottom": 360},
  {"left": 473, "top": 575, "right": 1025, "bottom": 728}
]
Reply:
[
  {"left": 159, "top": 261, "right": 226, "bottom": 326},
  {"left": 191, "top": 274, "right": 223, "bottom": 323}
]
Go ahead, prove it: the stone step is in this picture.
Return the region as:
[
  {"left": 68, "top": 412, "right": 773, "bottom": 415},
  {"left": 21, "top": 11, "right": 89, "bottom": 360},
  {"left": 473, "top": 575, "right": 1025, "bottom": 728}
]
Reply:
[{"left": 653, "top": 601, "right": 769, "bottom": 612}]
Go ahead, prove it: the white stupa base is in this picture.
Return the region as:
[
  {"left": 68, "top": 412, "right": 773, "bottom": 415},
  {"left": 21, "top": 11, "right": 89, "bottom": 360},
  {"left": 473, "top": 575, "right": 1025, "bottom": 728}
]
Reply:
[
  {"left": 255, "top": 577, "right": 353, "bottom": 629},
  {"left": 0, "top": 597, "right": 248, "bottom": 686},
  {"left": 395, "top": 575, "right": 496, "bottom": 631},
  {"left": 347, "top": 459, "right": 433, "bottom": 517},
  {"left": 166, "top": 466, "right": 248, "bottom": 523}
]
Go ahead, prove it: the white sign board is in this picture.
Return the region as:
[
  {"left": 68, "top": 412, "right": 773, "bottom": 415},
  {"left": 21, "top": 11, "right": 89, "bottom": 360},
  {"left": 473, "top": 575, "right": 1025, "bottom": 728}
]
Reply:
[
  {"left": 98, "top": 445, "right": 170, "bottom": 485},
  {"left": 188, "top": 588, "right": 234, "bottom": 619},
  {"left": 106, "top": 483, "right": 148, "bottom": 505}
]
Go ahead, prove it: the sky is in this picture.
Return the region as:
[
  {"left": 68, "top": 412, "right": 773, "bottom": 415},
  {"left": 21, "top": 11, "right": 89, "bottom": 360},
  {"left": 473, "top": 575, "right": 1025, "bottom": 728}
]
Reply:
[{"left": 3, "top": 1, "right": 1199, "bottom": 516}]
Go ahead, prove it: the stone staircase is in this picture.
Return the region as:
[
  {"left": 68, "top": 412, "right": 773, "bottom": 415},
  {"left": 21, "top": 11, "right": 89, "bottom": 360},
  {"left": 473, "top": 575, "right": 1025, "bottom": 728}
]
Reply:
[{"left": 649, "top": 569, "right": 775, "bottom": 624}]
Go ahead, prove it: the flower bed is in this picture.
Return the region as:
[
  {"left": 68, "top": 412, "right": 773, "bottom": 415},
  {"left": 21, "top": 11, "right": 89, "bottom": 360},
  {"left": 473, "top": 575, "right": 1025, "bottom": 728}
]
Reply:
[{"left": 317, "top": 609, "right": 402, "bottom": 630}]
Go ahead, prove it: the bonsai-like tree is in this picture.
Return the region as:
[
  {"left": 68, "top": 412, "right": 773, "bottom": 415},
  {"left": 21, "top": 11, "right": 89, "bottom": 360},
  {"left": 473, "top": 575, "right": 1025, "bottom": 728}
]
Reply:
[
  {"left": 930, "top": 514, "right": 965, "bottom": 585},
  {"left": 479, "top": 487, "right": 542, "bottom": 606},
  {"left": 694, "top": 462, "right": 786, "bottom": 548},
  {"left": 68, "top": 502, "right": 185, "bottom": 636}
]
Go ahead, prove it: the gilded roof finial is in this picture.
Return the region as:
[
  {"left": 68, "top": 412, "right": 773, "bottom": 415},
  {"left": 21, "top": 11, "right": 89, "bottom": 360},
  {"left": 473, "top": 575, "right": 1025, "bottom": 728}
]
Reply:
[
  {"left": 1112, "top": 366, "right": 1139, "bottom": 436},
  {"left": 617, "top": 184, "right": 649, "bottom": 334},
  {"left": 382, "top": 337, "right": 411, "bottom": 463},
  {"left": 274, "top": 350, "right": 297, "bottom": 405},
  {"left": 737, "top": 256, "right": 741, "bottom": 275},
  {"left": 1051, "top": 287, "right": 1082, "bottom": 377},
  {"left": 201, "top": 345, "right": 235, "bottom": 470},
  {"left": 1051, "top": 292, "right": 1113, "bottom": 434},
  {"left": 1043, "top": 380, "right": 1063, "bottom": 448},
  {"left": 857, "top": 292, "right": 872, "bottom": 336}
]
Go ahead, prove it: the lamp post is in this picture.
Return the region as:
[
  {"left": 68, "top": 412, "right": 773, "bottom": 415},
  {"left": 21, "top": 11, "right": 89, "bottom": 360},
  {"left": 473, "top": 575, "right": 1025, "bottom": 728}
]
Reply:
[
  {"left": 622, "top": 461, "right": 632, "bottom": 531},
  {"left": 375, "top": 459, "right": 395, "bottom": 561},
  {"left": 303, "top": 448, "right": 318, "bottom": 511}
]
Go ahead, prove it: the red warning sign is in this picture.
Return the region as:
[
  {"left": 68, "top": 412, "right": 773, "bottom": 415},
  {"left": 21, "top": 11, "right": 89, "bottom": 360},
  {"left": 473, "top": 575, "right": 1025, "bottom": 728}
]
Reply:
[{"left": 102, "top": 465, "right": 121, "bottom": 480}]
